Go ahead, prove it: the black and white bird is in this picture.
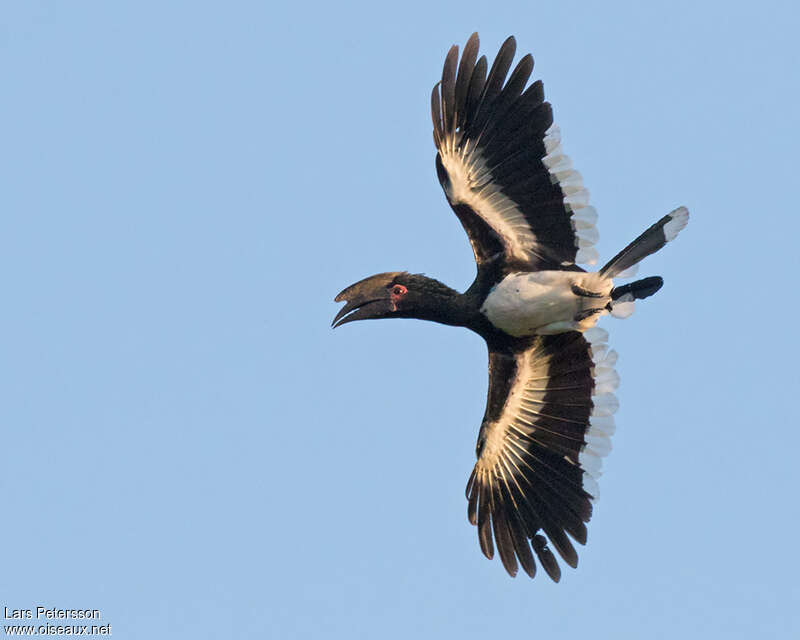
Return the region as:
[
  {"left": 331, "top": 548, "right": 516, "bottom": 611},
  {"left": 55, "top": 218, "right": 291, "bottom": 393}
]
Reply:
[{"left": 333, "top": 33, "right": 688, "bottom": 581}]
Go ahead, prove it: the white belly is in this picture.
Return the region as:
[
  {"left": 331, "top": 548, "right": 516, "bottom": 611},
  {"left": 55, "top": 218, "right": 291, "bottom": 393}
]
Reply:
[{"left": 481, "top": 271, "right": 613, "bottom": 337}]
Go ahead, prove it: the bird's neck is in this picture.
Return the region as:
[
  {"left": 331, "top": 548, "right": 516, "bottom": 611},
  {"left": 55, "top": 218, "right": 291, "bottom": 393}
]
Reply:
[{"left": 404, "top": 276, "right": 484, "bottom": 330}]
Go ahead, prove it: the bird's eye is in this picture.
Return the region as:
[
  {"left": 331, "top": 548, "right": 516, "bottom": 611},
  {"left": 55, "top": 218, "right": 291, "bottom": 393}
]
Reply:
[{"left": 391, "top": 285, "right": 408, "bottom": 296}]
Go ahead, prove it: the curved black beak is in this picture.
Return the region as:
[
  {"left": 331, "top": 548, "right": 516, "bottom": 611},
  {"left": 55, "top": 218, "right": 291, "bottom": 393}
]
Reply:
[{"left": 332, "top": 272, "right": 401, "bottom": 328}]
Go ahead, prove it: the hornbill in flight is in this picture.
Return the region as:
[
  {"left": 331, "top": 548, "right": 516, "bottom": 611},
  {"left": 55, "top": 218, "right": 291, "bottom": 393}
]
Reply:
[{"left": 333, "top": 33, "right": 688, "bottom": 581}]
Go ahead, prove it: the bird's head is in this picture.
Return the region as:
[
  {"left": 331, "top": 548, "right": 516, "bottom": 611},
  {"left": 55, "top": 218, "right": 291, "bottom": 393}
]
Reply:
[
  {"left": 332, "top": 272, "right": 463, "bottom": 328},
  {"left": 332, "top": 272, "right": 417, "bottom": 328}
]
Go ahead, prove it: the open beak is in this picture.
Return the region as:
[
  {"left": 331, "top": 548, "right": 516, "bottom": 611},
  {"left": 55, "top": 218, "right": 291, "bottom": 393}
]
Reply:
[{"left": 331, "top": 272, "right": 401, "bottom": 328}]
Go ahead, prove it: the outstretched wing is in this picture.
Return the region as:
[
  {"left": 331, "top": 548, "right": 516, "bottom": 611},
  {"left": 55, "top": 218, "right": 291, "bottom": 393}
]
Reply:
[
  {"left": 466, "top": 328, "right": 619, "bottom": 580},
  {"left": 432, "top": 33, "right": 599, "bottom": 280}
]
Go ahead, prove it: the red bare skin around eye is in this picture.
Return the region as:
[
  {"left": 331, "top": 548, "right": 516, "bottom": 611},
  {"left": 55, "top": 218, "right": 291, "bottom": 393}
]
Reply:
[{"left": 389, "top": 284, "right": 408, "bottom": 311}]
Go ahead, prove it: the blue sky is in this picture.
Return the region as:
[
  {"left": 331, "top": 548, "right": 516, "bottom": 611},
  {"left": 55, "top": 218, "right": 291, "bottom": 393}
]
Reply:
[{"left": 2, "top": 1, "right": 798, "bottom": 638}]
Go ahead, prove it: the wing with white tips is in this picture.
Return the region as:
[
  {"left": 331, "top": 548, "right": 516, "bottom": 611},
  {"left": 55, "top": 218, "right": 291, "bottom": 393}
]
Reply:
[
  {"left": 432, "top": 33, "right": 600, "bottom": 281},
  {"left": 466, "top": 328, "right": 618, "bottom": 580}
]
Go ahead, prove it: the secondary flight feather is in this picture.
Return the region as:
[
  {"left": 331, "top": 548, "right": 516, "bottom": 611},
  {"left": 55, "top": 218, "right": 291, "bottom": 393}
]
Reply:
[{"left": 333, "top": 33, "right": 688, "bottom": 580}]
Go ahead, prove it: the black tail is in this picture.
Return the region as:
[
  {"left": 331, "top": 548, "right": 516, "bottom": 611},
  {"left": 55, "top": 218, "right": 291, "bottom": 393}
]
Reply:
[
  {"left": 599, "top": 207, "right": 689, "bottom": 278},
  {"left": 610, "top": 276, "right": 663, "bottom": 302}
]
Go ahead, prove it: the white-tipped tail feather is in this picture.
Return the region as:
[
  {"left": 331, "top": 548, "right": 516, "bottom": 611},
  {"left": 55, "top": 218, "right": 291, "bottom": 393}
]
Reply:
[
  {"left": 609, "top": 298, "right": 635, "bottom": 319},
  {"left": 663, "top": 207, "right": 689, "bottom": 242},
  {"left": 600, "top": 207, "right": 690, "bottom": 278}
]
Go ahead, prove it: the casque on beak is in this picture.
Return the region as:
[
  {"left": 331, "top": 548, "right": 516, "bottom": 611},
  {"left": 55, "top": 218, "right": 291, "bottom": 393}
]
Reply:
[{"left": 332, "top": 272, "right": 403, "bottom": 328}]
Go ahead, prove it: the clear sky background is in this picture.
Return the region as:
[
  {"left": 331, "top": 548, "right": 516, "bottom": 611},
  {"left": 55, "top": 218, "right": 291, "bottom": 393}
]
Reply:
[{"left": 2, "top": 1, "right": 799, "bottom": 638}]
